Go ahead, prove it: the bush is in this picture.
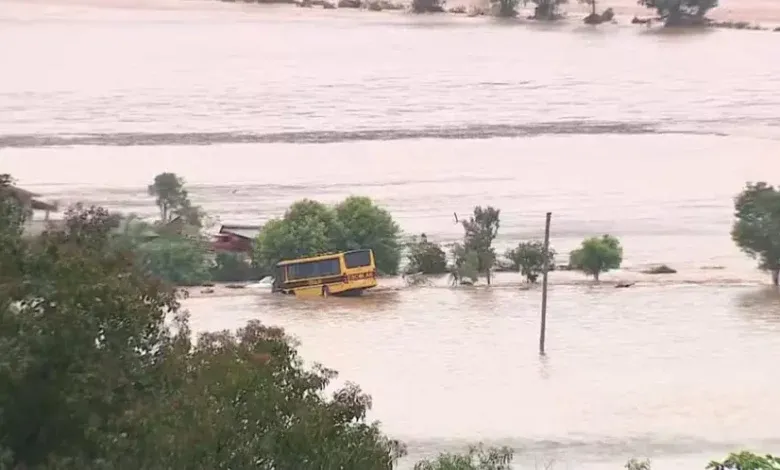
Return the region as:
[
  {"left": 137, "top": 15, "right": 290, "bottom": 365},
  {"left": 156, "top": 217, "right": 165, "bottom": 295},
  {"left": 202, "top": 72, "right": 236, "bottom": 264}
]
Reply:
[
  {"left": 505, "top": 240, "right": 555, "bottom": 283},
  {"left": 406, "top": 234, "right": 448, "bottom": 275},
  {"left": 412, "top": 0, "right": 445, "bottom": 12},
  {"left": 210, "top": 252, "right": 263, "bottom": 282},
  {"left": 135, "top": 236, "right": 210, "bottom": 286}
]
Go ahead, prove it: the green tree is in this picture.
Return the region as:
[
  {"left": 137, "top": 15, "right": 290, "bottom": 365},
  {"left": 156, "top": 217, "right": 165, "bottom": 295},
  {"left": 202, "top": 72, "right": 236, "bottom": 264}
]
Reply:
[
  {"left": 253, "top": 199, "right": 340, "bottom": 272},
  {"left": 147, "top": 172, "right": 203, "bottom": 227},
  {"left": 254, "top": 197, "right": 401, "bottom": 275},
  {"left": 334, "top": 196, "right": 401, "bottom": 275},
  {"left": 461, "top": 206, "right": 501, "bottom": 285},
  {"left": 638, "top": 0, "right": 718, "bottom": 25},
  {"left": 731, "top": 182, "right": 780, "bottom": 286},
  {"left": 414, "top": 444, "right": 513, "bottom": 470},
  {"left": 405, "top": 233, "right": 448, "bottom": 275},
  {"left": 0, "top": 203, "right": 181, "bottom": 469},
  {"left": 505, "top": 240, "right": 556, "bottom": 283},
  {"left": 135, "top": 236, "right": 210, "bottom": 286},
  {"left": 210, "top": 252, "right": 262, "bottom": 282},
  {"left": 707, "top": 452, "right": 780, "bottom": 470},
  {"left": 569, "top": 234, "right": 623, "bottom": 281},
  {"left": 450, "top": 243, "right": 480, "bottom": 286}
]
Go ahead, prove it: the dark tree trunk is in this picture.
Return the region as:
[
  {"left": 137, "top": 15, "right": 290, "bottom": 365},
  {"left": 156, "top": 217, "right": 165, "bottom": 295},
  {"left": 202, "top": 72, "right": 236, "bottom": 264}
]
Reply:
[{"left": 772, "top": 269, "right": 779, "bottom": 286}]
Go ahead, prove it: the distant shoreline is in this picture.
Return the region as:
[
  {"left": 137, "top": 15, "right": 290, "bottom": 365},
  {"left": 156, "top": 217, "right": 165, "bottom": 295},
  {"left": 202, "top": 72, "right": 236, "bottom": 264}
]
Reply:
[
  {"left": 6, "top": 0, "right": 780, "bottom": 30},
  {"left": 221, "top": 0, "right": 780, "bottom": 32}
]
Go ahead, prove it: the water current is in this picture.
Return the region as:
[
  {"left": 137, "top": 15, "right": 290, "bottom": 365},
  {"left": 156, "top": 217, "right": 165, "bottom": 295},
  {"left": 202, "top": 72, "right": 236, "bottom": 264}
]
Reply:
[{"left": 3, "top": 1, "right": 780, "bottom": 468}]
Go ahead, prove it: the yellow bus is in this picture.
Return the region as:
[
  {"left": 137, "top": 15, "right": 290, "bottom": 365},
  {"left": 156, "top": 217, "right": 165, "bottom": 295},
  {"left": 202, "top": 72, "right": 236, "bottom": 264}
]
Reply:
[{"left": 271, "top": 249, "right": 378, "bottom": 297}]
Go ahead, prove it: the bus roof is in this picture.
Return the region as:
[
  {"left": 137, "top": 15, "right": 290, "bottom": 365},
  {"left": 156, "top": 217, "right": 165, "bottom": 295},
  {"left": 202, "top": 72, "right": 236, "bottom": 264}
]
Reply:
[
  {"left": 276, "top": 252, "right": 341, "bottom": 266},
  {"left": 275, "top": 249, "right": 372, "bottom": 267}
]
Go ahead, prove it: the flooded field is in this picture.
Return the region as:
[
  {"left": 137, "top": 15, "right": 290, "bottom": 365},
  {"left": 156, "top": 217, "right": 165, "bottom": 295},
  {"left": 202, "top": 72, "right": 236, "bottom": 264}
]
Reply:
[{"left": 3, "top": 0, "right": 780, "bottom": 467}]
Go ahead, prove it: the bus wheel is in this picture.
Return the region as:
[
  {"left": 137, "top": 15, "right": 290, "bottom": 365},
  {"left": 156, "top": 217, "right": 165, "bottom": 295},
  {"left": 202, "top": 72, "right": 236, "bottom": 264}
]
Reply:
[{"left": 321, "top": 285, "right": 330, "bottom": 297}]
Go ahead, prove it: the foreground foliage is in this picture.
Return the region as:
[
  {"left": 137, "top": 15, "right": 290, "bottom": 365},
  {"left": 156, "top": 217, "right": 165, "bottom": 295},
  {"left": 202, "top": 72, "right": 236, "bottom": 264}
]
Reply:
[
  {"left": 569, "top": 234, "right": 623, "bottom": 281},
  {"left": 731, "top": 182, "right": 780, "bottom": 285},
  {"left": 0, "top": 189, "right": 404, "bottom": 468},
  {"left": 254, "top": 197, "right": 401, "bottom": 275}
]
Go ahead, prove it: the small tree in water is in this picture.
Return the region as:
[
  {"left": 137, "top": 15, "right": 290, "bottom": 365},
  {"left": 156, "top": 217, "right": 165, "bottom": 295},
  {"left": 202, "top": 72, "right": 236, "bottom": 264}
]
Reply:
[
  {"left": 406, "top": 233, "right": 448, "bottom": 275},
  {"left": 491, "top": 0, "right": 520, "bottom": 17},
  {"left": 505, "top": 240, "right": 556, "bottom": 283},
  {"left": 569, "top": 234, "right": 623, "bottom": 281},
  {"left": 731, "top": 182, "right": 780, "bottom": 286},
  {"left": 461, "top": 206, "right": 500, "bottom": 285},
  {"left": 638, "top": 0, "right": 718, "bottom": 26},
  {"left": 526, "top": 0, "right": 568, "bottom": 20},
  {"left": 412, "top": 0, "right": 445, "bottom": 12}
]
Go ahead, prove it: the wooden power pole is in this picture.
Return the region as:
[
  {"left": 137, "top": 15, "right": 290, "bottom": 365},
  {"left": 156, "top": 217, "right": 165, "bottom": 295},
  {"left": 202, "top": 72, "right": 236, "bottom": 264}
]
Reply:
[{"left": 539, "top": 212, "right": 552, "bottom": 356}]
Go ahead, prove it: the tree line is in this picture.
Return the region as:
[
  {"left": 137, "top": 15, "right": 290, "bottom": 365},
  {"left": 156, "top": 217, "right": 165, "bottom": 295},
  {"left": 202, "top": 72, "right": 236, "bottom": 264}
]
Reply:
[
  {"left": 12, "top": 171, "right": 780, "bottom": 287},
  {"left": 1, "top": 174, "right": 776, "bottom": 470},
  {"left": 358, "top": 0, "right": 718, "bottom": 28}
]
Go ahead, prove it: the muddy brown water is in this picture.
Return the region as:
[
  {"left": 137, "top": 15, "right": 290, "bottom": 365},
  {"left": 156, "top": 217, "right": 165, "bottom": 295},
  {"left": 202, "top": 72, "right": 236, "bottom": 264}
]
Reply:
[{"left": 3, "top": 1, "right": 780, "bottom": 468}]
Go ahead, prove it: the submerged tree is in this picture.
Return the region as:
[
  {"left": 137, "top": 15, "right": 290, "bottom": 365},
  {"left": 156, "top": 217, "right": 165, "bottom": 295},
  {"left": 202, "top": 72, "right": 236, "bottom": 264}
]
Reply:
[
  {"left": 461, "top": 206, "right": 500, "bottom": 285},
  {"left": 505, "top": 240, "right": 556, "bottom": 283},
  {"left": 406, "top": 233, "right": 448, "bottom": 275},
  {"left": 253, "top": 197, "right": 401, "bottom": 275},
  {"left": 579, "top": 0, "right": 614, "bottom": 23},
  {"left": 731, "top": 182, "right": 780, "bottom": 285},
  {"left": 637, "top": 0, "right": 718, "bottom": 26},
  {"left": 491, "top": 0, "right": 520, "bottom": 17},
  {"left": 526, "top": 0, "right": 568, "bottom": 19},
  {"left": 569, "top": 234, "right": 623, "bottom": 281},
  {"left": 412, "top": 0, "right": 446, "bottom": 12},
  {"left": 450, "top": 243, "right": 480, "bottom": 286},
  {"left": 334, "top": 196, "right": 402, "bottom": 275}
]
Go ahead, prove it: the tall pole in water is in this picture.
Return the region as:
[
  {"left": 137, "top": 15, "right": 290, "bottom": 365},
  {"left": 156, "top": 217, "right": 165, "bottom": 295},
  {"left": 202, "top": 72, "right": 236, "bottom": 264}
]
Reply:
[{"left": 539, "top": 212, "right": 552, "bottom": 356}]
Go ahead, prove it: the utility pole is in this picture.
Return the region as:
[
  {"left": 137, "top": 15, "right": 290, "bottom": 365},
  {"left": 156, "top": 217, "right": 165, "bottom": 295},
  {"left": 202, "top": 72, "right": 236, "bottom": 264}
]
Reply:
[{"left": 539, "top": 212, "right": 552, "bottom": 356}]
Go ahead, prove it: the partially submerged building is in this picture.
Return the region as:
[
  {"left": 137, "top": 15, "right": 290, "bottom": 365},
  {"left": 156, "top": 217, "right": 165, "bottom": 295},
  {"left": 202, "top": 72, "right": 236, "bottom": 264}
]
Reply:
[{"left": 211, "top": 224, "right": 262, "bottom": 253}]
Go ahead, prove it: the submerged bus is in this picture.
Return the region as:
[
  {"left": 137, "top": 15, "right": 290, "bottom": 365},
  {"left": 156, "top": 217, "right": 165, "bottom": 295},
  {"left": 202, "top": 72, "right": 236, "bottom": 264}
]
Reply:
[{"left": 271, "top": 249, "right": 378, "bottom": 297}]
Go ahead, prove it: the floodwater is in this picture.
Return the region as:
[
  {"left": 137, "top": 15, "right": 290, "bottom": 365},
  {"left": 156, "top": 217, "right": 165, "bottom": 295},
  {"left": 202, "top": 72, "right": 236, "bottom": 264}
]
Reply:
[{"left": 3, "top": 1, "right": 780, "bottom": 468}]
